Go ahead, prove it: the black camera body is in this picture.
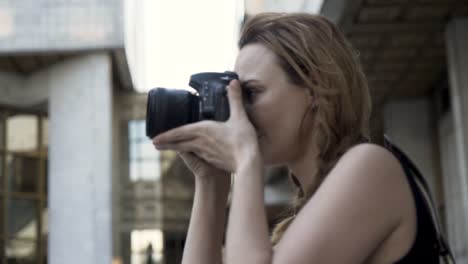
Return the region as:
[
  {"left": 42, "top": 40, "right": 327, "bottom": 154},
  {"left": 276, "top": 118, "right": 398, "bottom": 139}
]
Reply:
[{"left": 146, "top": 71, "right": 238, "bottom": 138}]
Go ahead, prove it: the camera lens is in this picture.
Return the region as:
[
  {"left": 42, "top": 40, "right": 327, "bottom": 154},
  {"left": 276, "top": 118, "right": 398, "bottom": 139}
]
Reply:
[{"left": 146, "top": 88, "right": 199, "bottom": 138}]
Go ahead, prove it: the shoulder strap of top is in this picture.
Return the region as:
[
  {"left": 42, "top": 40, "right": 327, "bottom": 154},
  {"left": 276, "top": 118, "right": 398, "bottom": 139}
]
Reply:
[{"left": 383, "top": 135, "right": 456, "bottom": 263}]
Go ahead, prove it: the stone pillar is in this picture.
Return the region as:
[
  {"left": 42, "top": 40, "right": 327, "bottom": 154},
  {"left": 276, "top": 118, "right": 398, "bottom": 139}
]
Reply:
[
  {"left": 48, "top": 52, "right": 112, "bottom": 264},
  {"left": 383, "top": 97, "right": 438, "bottom": 194},
  {"left": 446, "top": 17, "right": 468, "bottom": 262}
]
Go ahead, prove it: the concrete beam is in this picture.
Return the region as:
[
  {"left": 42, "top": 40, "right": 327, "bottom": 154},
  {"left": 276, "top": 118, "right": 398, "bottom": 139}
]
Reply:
[
  {"left": 0, "top": 71, "right": 51, "bottom": 107},
  {"left": 0, "top": 71, "right": 26, "bottom": 106},
  {"left": 0, "top": 50, "right": 134, "bottom": 108},
  {"left": 0, "top": 0, "right": 124, "bottom": 54}
]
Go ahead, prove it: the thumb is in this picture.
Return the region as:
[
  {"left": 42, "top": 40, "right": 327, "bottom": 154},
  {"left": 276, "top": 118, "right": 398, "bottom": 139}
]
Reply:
[{"left": 227, "top": 80, "right": 247, "bottom": 120}]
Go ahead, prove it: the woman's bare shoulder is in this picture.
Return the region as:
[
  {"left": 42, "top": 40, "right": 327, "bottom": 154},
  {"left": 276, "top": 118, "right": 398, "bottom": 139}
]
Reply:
[
  {"left": 336, "top": 142, "right": 408, "bottom": 185},
  {"left": 271, "top": 143, "right": 413, "bottom": 263}
]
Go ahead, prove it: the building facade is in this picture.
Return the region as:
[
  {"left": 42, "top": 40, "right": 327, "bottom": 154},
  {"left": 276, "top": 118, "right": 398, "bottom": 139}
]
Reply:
[
  {"left": 2, "top": 0, "right": 468, "bottom": 263},
  {"left": 0, "top": 0, "right": 133, "bottom": 263}
]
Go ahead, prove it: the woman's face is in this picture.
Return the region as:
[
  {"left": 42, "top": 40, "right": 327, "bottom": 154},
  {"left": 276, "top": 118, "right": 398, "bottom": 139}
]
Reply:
[{"left": 234, "top": 43, "right": 313, "bottom": 165}]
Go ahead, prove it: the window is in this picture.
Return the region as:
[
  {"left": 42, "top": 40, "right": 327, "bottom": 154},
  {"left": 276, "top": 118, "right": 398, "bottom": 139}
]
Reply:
[
  {"left": 130, "top": 229, "right": 164, "bottom": 264},
  {"left": 0, "top": 112, "right": 48, "bottom": 264},
  {"left": 128, "top": 120, "right": 161, "bottom": 181}
]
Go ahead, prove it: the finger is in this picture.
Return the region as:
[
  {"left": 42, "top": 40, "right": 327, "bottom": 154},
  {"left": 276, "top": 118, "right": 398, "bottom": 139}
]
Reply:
[
  {"left": 153, "top": 122, "right": 211, "bottom": 144},
  {"left": 155, "top": 139, "right": 202, "bottom": 154},
  {"left": 227, "top": 79, "right": 247, "bottom": 120},
  {"left": 155, "top": 142, "right": 191, "bottom": 152},
  {"left": 153, "top": 129, "right": 195, "bottom": 145}
]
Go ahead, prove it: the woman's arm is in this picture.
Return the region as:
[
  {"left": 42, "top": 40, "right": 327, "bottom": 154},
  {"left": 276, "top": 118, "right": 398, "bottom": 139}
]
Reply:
[
  {"left": 182, "top": 176, "right": 230, "bottom": 264},
  {"left": 225, "top": 154, "right": 272, "bottom": 264}
]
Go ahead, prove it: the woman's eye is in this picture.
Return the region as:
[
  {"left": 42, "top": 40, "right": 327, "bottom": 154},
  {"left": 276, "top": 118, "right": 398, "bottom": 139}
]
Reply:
[
  {"left": 244, "top": 87, "right": 259, "bottom": 98},
  {"left": 241, "top": 84, "right": 263, "bottom": 103},
  {"left": 244, "top": 92, "right": 254, "bottom": 103}
]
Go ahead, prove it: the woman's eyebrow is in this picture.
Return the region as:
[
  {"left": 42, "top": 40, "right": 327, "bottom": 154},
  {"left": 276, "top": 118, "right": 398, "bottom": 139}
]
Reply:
[{"left": 240, "top": 79, "right": 262, "bottom": 86}]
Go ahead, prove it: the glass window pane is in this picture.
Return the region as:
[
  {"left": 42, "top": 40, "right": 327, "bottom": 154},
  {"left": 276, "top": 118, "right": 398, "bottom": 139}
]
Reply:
[
  {"left": 129, "top": 120, "right": 146, "bottom": 140},
  {"left": 141, "top": 141, "right": 158, "bottom": 160},
  {"left": 6, "top": 238, "right": 36, "bottom": 262},
  {"left": 7, "top": 199, "right": 38, "bottom": 240},
  {"left": 131, "top": 229, "right": 164, "bottom": 264},
  {"left": 7, "top": 115, "right": 38, "bottom": 153},
  {"left": 137, "top": 120, "right": 145, "bottom": 138},
  {"left": 130, "top": 140, "right": 138, "bottom": 160},
  {"left": 130, "top": 161, "right": 138, "bottom": 181},
  {"left": 10, "top": 155, "right": 39, "bottom": 193},
  {"left": 140, "top": 161, "right": 160, "bottom": 180},
  {"left": 128, "top": 120, "right": 161, "bottom": 182}
]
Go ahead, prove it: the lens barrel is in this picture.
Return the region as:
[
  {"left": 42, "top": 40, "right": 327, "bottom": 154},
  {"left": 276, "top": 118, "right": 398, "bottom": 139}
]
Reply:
[{"left": 146, "top": 88, "right": 198, "bottom": 138}]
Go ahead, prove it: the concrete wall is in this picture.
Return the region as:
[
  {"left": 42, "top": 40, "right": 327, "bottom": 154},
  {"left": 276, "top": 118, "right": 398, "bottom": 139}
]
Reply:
[{"left": 0, "top": 0, "right": 125, "bottom": 53}]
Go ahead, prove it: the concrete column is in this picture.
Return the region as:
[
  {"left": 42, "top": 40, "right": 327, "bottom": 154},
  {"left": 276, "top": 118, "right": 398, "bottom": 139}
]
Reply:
[
  {"left": 48, "top": 52, "right": 112, "bottom": 264},
  {"left": 438, "top": 111, "right": 467, "bottom": 262},
  {"left": 446, "top": 17, "right": 468, "bottom": 262},
  {"left": 383, "top": 97, "right": 438, "bottom": 194}
]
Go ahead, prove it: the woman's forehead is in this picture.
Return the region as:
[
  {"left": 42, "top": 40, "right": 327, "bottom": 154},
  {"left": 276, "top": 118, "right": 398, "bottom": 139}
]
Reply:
[{"left": 235, "top": 44, "right": 282, "bottom": 81}]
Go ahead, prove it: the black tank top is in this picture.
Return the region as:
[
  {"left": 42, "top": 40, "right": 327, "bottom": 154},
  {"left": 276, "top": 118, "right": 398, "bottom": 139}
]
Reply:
[{"left": 384, "top": 141, "right": 440, "bottom": 263}]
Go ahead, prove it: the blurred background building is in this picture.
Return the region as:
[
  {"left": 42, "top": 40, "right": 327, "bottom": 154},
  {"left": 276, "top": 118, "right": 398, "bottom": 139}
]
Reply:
[{"left": 0, "top": 0, "right": 467, "bottom": 263}]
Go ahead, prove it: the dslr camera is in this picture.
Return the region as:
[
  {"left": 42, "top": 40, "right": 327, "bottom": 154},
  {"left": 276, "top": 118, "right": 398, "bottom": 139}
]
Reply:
[{"left": 146, "top": 71, "right": 239, "bottom": 138}]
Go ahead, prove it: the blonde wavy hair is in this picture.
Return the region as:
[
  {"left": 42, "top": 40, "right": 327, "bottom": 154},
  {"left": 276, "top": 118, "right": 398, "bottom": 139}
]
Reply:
[{"left": 238, "top": 13, "right": 372, "bottom": 244}]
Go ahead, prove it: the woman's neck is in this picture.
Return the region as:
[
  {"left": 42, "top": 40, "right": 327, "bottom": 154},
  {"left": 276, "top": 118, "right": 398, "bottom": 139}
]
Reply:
[{"left": 287, "top": 142, "right": 319, "bottom": 194}]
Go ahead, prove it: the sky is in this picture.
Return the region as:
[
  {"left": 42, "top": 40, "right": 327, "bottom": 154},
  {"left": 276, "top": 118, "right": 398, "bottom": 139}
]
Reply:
[
  {"left": 126, "top": 0, "right": 324, "bottom": 93},
  {"left": 126, "top": 0, "right": 243, "bottom": 92}
]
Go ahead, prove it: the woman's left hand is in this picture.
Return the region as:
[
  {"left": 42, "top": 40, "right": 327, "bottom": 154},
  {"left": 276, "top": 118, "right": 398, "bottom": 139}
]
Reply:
[{"left": 153, "top": 80, "right": 261, "bottom": 173}]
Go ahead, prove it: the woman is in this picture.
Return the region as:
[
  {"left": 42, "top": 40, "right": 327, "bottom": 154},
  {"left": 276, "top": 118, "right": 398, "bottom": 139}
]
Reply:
[{"left": 153, "top": 13, "right": 439, "bottom": 263}]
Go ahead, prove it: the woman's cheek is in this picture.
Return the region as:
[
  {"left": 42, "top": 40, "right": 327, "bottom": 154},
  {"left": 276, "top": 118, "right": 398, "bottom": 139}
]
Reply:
[{"left": 256, "top": 109, "right": 278, "bottom": 139}]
